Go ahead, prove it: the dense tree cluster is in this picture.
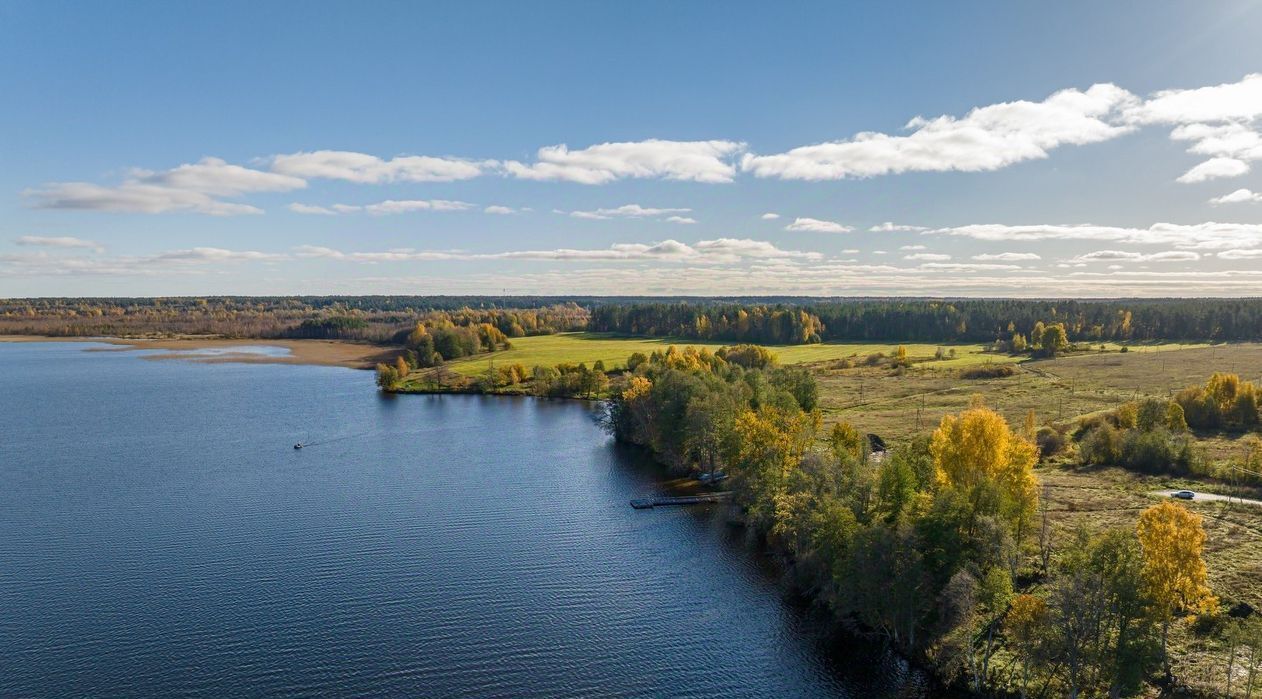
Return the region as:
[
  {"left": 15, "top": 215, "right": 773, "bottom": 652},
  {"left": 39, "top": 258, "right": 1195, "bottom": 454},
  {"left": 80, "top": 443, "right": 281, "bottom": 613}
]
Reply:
[
  {"left": 1076, "top": 398, "right": 1202, "bottom": 475},
  {"left": 1175, "top": 372, "right": 1262, "bottom": 431},
  {"left": 589, "top": 303, "right": 824, "bottom": 344},
  {"left": 0, "top": 297, "right": 587, "bottom": 343}
]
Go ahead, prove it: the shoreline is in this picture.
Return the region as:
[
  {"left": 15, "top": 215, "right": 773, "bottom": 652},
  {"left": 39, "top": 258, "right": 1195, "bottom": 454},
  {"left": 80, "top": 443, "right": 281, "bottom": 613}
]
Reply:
[{"left": 0, "top": 335, "right": 398, "bottom": 370}]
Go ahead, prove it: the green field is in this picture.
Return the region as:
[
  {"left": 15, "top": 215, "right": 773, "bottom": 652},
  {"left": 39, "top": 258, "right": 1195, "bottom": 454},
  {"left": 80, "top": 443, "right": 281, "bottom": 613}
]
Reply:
[{"left": 441, "top": 332, "right": 1008, "bottom": 377}]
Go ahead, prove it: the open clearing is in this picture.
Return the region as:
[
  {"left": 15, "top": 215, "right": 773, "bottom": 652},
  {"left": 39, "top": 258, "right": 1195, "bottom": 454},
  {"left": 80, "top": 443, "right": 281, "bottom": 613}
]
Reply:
[{"left": 442, "top": 332, "right": 1008, "bottom": 377}]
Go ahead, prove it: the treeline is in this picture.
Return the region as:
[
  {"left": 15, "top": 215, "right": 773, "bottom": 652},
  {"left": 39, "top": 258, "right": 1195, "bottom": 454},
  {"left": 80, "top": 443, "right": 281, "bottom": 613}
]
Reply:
[
  {"left": 11, "top": 296, "right": 1262, "bottom": 344},
  {"left": 603, "top": 352, "right": 1233, "bottom": 695},
  {"left": 589, "top": 304, "right": 825, "bottom": 344},
  {"left": 0, "top": 297, "right": 587, "bottom": 344},
  {"left": 809, "top": 299, "right": 1262, "bottom": 343},
  {"left": 586, "top": 299, "right": 1262, "bottom": 345}
]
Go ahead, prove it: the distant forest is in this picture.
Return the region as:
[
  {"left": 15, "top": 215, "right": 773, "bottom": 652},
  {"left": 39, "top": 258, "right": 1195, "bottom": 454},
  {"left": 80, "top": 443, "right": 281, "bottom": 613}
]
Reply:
[{"left": 4, "top": 296, "right": 1262, "bottom": 345}]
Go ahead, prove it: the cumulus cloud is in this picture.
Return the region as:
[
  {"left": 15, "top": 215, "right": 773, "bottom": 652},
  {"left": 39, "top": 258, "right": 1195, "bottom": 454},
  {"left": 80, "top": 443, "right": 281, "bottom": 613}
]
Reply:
[
  {"left": 665, "top": 215, "right": 697, "bottom": 224},
  {"left": 872, "top": 222, "right": 929, "bottom": 232},
  {"left": 899, "top": 244, "right": 926, "bottom": 251},
  {"left": 24, "top": 157, "right": 303, "bottom": 216},
  {"left": 971, "top": 252, "right": 1041, "bottom": 261},
  {"left": 904, "top": 252, "right": 951, "bottom": 261},
  {"left": 932, "top": 221, "right": 1262, "bottom": 250},
  {"left": 15, "top": 235, "right": 103, "bottom": 253},
  {"left": 1126, "top": 73, "right": 1262, "bottom": 125},
  {"left": 484, "top": 205, "right": 517, "bottom": 215},
  {"left": 741, "top": 84, "right": 1136, "bottom": 180},
  {"left": 502, "top": 139, "right": 745, "bottom": 184},
  {"left": 270, "top": 150, "right": 488, "bottom": 183},
  {"left": 1176, "top": 157, "right": 1250, "bottom": 183},
  {"left": 785, "top": 217, "right": 853, "bottom": 233},
  {"left": 761, "top": 212, "right": 780, "bottom": 220},
  {"left": 1210, "top": 188, "right": 1262, "bottom": 205},
  {"left": 1123, "top": 75, "right": 1262, "bottom": 183}
]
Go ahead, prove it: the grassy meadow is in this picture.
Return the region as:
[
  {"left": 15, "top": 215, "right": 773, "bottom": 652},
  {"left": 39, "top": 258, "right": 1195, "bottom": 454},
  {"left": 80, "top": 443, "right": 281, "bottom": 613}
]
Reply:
[{"left": 440, "top": 331, "right": 1007, "bottom": 376}]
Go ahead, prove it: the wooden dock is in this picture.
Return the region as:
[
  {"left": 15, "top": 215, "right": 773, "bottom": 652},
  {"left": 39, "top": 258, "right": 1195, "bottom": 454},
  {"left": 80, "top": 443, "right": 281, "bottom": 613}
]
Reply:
[{"left": 630, "top": 492, "right": 732, "bottom": 509}]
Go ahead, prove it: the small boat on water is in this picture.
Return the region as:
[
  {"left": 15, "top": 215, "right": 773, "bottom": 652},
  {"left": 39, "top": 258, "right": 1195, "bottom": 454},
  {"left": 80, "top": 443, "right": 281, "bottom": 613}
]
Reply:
[{"left": 293, "top": 443, "right": 304, "bottom": 450}]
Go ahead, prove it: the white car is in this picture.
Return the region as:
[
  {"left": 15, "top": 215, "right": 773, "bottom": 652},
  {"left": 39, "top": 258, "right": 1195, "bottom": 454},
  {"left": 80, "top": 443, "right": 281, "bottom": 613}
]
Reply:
[{"left": 1171, "top": 490, "right": 1195, "bottom": 500}]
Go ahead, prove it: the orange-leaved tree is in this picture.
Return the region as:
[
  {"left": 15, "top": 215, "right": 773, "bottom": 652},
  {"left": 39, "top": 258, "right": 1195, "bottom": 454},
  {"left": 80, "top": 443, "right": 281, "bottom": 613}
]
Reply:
[
  {"left": 1136, "top": 500, "right": 1217, "bottom": 673},
  {"left": 930, "top": 404, "right": 1040, "bottom": 536}
]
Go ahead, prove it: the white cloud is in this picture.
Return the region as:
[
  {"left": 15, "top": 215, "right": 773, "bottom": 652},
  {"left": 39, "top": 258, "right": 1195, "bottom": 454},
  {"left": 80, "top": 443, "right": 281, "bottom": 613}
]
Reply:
[
  {"left": 154, "top": 247, "right": 285, "bottom": 263},
  {"left": 502, "top": 139, "right": 745, "bottom": 184},
  {"left": 1126, "top": 73, "right": 1262, "bottom": 125},
  {"left": 665, "top": 215, "right": 697, "bottom": 224},
  {"left": 899, "top": 244, "right": 926, "bottom": 250},
  {"left": 290, "top": 199, "right": 473, "bottom": 215},
  {"left": 270, "top": 150, "right": 488, "bottom": 183},
  {"left": 15, "top": 235, "right": 103, "bottom": 253},
  {"left": 972, "top": 252, "right": 1041, "bottom": 261},
  {"left": 1072, "top": 249, "right": 1200, "bottom": 263},
  {"left": 24, "top": 157, "right": 302, "bottom": 216},
  {"left": 904, "top": 252, "right": 951, "bottom": 261},
  {"left": 0, "top": 247, "right": 286, "bottom": 277},
  {"left": 26, "top": 182, "right": 265, "bottom": 216},
  {"left": 933, "top": 221, "right": 1262, "bottom": 250},
  {"left": 841, "top": 248, "right": 860, "bottom": 254},
  {"left": 761, "top": 212, "right": 780, "bottom": 220},
  {"left": 568, "top": 204, "right": 691, "bottom": 220},
  {"left": 1217, "top": 249, "right": 1262, "bottom": 260},
  {"left": 1176, "top": 157, "right": 1250, "bottom": 183},
  {"left": 294, "top": 238, "right": 819, "bottom": 265},
  {"left": 918, "top": 262, "right": 1022, "bottom": 271},
  {"left": 288, "top": 203, "right": 337, "bottom": 215},
  {"left": 785, "top": 217, "right": 853, "bottom": 233},
  {"left": 484, "top": 205, "right": 517, "bottom": 215},
  {"left": 741, "top": 84, "right": 1136, "bottom": 180},
  {"left": 1210, "top": 188, "right": 1262, "bottom": 205},
  {"left": 872, "top": 221, "right": 929, "bottom": 232},
  {"left": 139, "top": 157, "right": 306, "bottom": 196}
]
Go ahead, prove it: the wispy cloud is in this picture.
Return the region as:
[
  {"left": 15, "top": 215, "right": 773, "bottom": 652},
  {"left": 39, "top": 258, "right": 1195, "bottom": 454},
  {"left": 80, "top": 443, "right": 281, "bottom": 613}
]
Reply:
[
  {"left": 289, "top": 199, "right": 474, "bottom": 215},
  {"left": 872, "top": 222, "right": 929, "bottom": 232},
  {"left": 567, "top": 204, "right": 692, "bottom": 220},
  {"left": 784, "top": 217, "right": 853, "bottom": 233},
  {"left": 15, "top": 235, "right": 104, "bottom": 253},
  {"left": 294, "top": 238, "right": 819, "bottom": 265},
  {"left": 25, "top": 157, "right": 303, "bottom": 216},
  {"left": 502, "top": 139, "right": 745, "bottom": 184},
  {"left": 972, "top": 252, "right": 1041, "bottom": 261},
  {"left": 270, "top": 150, "right": 489, "bottom": 183},
  {"left": 932, "top": 221, "right": 1262, "bottom": 250},
  {"left": 1071, "top": 249, "right": 1200, "bottom": 263}
]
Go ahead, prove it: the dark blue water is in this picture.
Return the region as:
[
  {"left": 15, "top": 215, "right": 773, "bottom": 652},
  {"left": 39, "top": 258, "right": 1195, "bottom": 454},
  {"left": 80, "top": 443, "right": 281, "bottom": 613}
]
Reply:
[{"left": 0, "top": 342, "right": 924, "bottom": 698}]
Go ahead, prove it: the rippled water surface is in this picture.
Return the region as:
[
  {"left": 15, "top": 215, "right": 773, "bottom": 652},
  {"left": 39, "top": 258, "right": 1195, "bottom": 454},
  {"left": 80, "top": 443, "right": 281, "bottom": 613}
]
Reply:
[{"left": 0, "top": 342, "right": 925, "bottom": 698}]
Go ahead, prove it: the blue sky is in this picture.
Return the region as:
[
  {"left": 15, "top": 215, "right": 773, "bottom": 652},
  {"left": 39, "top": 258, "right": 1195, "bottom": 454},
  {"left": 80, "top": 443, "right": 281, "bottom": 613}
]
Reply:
[{"left": 3, "top": 1, "right": 1262, "bottom": 296}]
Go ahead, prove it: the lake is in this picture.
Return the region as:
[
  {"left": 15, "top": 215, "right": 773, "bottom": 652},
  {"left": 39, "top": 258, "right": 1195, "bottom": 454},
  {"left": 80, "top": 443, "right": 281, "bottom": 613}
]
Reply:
[{"left": 0, "top": 342, "right": 928, "bottom": 697}]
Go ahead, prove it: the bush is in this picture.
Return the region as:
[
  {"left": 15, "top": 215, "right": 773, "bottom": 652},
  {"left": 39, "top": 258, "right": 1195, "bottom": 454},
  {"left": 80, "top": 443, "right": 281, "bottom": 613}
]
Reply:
[
  {"left": 1035, "top": 426, "right": 1066, "bottom": 460},
  {"left": 960, "top": 364, "right": 1017, "bottom": 380}
]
